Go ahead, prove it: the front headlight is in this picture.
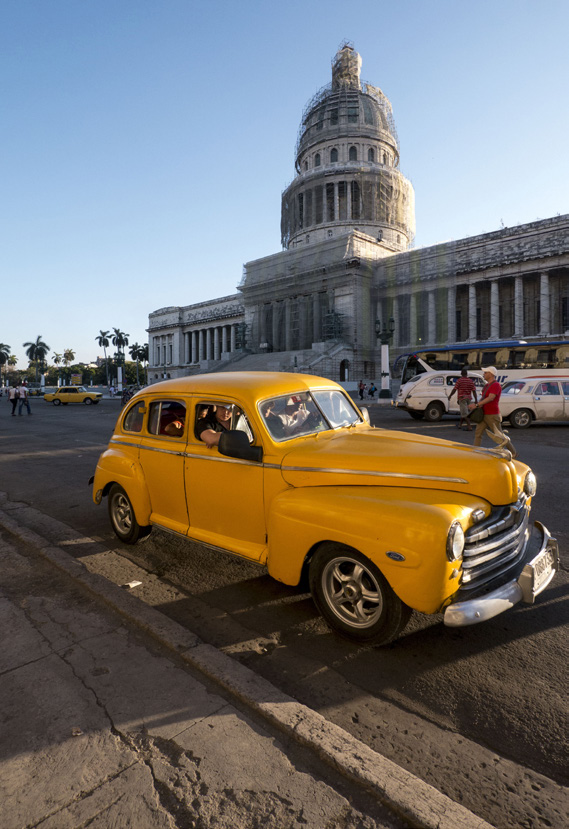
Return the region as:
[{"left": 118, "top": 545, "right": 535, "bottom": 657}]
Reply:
[
  {"left": 524, "top": 471, "right": 537, "bottom": 497},
  {"left": 446, "top": 521, "right": 465, "bottom": 562}
]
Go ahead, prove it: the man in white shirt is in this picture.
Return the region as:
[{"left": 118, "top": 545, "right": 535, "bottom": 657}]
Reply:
[{"left": 18, "top": 383, "right": 31, "bottom": 415}]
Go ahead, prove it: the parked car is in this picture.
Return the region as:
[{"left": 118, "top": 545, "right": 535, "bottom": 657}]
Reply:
[
  {"left": 395, "top": 370, "right": 485, "bottom": 421},
  {"left": 44, "top": 386, "right": 103, "bottom": 405},
  {"left": 500, "top": 377, "right": 569, "bottom": 427},
  {"left": 90, "top": 372, "right": 558, "bottom": 645}
]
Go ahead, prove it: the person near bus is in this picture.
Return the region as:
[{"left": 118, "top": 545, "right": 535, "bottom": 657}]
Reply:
[
  {"left": 469, "top": 367, "right": 516, "bottom": 458},
  {"left": 448, "top": 367, "right": 478, "bottom": 430}
]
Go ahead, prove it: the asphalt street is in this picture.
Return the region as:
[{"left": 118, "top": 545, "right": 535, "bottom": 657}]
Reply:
[{"left": 1, "top": 394, "right": 567, "bottom": 828}]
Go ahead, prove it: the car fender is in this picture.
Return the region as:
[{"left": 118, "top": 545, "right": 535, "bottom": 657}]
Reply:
[
  {"left": 266, "top": 485, "right": 484, "bottom": 614},
  {"left": 92, "top": 449, "right": 152, "bottom": 525}
]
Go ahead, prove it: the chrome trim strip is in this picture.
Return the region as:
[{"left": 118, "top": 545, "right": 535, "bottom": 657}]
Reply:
[
  {"left": 280, "top": 465, "right": 468, "bottom": 484},
  {"left": 109, "top": 439, "right": 468, "bottom": 482}
]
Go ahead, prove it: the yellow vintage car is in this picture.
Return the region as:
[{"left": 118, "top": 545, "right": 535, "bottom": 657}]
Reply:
[
  {"left": 44, "top": 386, "right": 102, "bottom": 405},
  {"left": 90, "top": 372, "right": 558, "bottom": 645}
]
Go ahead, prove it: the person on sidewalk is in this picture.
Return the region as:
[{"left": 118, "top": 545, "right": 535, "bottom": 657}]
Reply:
[
  {"left": 448, "top": 367, "right": 478, "bottom": 430},
  {"left": 8, "top": 384, "right": 19, "bottom": 416},
  {"left": 469, "top": 366, "right": 516, "bottom": 457},
  {"left": 18, "top": 382, "right": 32, "bottom": 416},
  {"left": 358, "top": 380, "right": 366, "bottom": 400}
]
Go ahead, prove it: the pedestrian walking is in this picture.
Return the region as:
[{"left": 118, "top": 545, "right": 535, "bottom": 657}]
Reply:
[
  {"left": 358, "top": 380, "right": 366, "bottom": 400},
  {"left": 18, "top": 382, "right": 32, "bottom": 416},
  {"left": 8, "top": 385, "right": 19, "bottom": 416},
  {"left": 469, "top": 366, "right": 516, "bottom": 457},
  {"left": 368, "top": 383, "right": 377, "bottom": 399},
  {"left": 448, "top": 367, "right": 478, "bottom": 430}
]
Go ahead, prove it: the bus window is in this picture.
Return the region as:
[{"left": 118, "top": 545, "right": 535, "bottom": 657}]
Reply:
[
  {"left": 451, "top": 353, "right": 469, "bottom": 369},
  {"left": 509, "top": 350, "right": 526, "bottom": 367},
  {"left": 537, "top": 349, "right": 556, "bottom": 368},
  {"left": 481, "top": 352, "right": 498, "bottom": 366}
]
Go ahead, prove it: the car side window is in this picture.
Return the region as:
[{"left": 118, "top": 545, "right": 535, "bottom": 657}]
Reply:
[
  {"left": 535, "top": 382, "right": 559, "bottom": 396},
  {"left": 193, "top": 402, "right": 255, "bottom": 444},
  {"left": 563, "top": 382, "right": 569, "bottom": 395},
  {"left": 148, "top": 400, "right": 186, "bottom": 438},
  {"left": 123, "top": 401, "right": 145, "bottom": 433}
]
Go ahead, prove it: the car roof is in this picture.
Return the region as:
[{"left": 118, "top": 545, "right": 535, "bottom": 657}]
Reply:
[{"left": 139, "top": 371, "right": 342, "bottom": 401}]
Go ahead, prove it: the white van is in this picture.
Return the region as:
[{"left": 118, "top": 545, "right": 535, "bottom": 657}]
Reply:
[{"left": 395, "top": 371, "right": 484, "bottom": 422}]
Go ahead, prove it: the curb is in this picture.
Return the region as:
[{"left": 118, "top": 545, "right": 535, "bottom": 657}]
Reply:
[{"left": 0, "top": 507, "right": 494, "bottom": 829}]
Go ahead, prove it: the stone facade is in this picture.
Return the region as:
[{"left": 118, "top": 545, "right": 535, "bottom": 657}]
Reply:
[{"left": 147, "top": 45, "right": 569, "bottom": 386}]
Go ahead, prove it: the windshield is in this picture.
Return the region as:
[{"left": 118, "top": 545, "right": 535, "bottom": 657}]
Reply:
[{"left": 259, "top": 390, "right": 362, "bottom": 440}]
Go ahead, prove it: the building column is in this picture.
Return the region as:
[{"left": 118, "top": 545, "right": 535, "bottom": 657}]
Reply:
[
  {"left": 199, "top": 330, "right": 206, "bottom": 362},
  {"left": 409, "top": 292, "right": 417, "bottom": 346},
  {"left": 313, "top": 292, "right": 321, "bottom": 343},
  {"left": 285, "top": 299, "right": 292, "bottom": 351},
  {"left": 206, "top": 328, "right": 213, "bottom": 361},
  {"left": 192, "top": 331, "right": 198, "bottom": 363},
  {"left": 514, "top": 276, "right": 524, "bottom": 337},
  {"left": 489, "top": 280, "right": 500, "bottom": 339},
  {"left": 259, "top": 305, "right": 267, "bottom": 345},
  {"left": 230, "top": 324, "right": 236, "bottom": 352},
  {"left": 468, "top": 283, "right": 477, "bottom": 341},
  {"left": 214, "top": 327, "right": 221, "bottom": 361},
  {"left": 272, "top": 302, "right": 280, "bottom": 351},
  {"left": 427, "top": 290, "right": 436, "bottom": 344},
  {"left": 221, "top": 325, "right": 228, "bottom": 354},
  {"left": 447, "top": 285, "right": 456, "bottom": 343},
  {"left": 392, "top": 295, "right": 400, "bottom": 348},
  {"left": 539, "top": 272, "right": 551, "bottom": 335},
  {"left": 347, "top": 181, "right": 352, "bottom": 220},
  {"left": 334, "top": 182, "right": 339, "bottom": 221},
  {"left": 300, "top": 296, "right": 309, "bottom": 349}
]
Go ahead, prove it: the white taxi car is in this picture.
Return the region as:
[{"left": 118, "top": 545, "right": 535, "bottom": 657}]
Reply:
[
  {"left": 500, "top": 377, "right": 569, "bottom": 428},
  {"left": 395, "top": 371, "right": 485, "bottom": 422}
]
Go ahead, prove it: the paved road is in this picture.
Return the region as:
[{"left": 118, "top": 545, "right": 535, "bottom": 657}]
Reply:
[{"left": 1, "top": 397, "right": 567, "bottom": 828}]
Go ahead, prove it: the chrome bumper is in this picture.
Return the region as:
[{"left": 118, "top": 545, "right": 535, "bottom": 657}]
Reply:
[{"left": 444, "top": 521, "right": 559, "bottom": 627}]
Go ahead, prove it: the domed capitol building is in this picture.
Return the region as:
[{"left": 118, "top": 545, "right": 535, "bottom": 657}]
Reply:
[{"left": 148, "top": 43, "right": 569, "bottom": 386}]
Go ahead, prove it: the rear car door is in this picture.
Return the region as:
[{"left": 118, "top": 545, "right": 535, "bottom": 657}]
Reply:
[
  {"left": 532, "top": 381, "right": 564, "bottom": 421},
  {"left": 138, "top": 398, "right": 190, "bottom": 534}
]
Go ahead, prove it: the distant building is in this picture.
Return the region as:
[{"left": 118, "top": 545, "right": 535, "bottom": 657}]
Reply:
[{"left": 148, "top": 43, "right": 569, "bottom": 384}]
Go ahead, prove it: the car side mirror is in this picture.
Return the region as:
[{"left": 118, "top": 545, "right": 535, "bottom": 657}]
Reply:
[
  {"left": 218, "top": 429, "right": 263, "bottom": 463},
  {"left": 360, "top": 406, "right": 370, "bottom": 424}
]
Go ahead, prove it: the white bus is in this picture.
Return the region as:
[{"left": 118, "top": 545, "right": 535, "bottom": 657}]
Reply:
[{"left": 394, "top": 339, "right": 569, "bottom": 387}]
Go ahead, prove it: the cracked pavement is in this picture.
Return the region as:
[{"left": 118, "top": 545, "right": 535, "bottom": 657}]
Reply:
[{"left": 1, "top": 529, "right": 408, "bottom": 829}]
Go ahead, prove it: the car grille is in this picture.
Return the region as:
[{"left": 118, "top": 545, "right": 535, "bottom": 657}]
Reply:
[{"left": 458, "top": 494, "right": 530, "bottom": 598}]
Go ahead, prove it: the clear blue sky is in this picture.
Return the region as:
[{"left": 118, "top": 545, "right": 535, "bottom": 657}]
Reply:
[{"left": 1, "top": 0, "right": 568, "bottom": 368}]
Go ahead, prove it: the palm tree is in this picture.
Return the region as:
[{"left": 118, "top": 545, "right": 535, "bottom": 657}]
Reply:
[
  {"left": 112, "top": 328, "right": 129, "bottom": 364},
  {"left": 0, "top": 343, "right": 11, "bottom": 387},
  {"left": 129, "top": 342, "right": 142, "bottom": 385},
  {"left": 23, "top": 336, "right": 50, "bottom": 382},
  {"left": 52, "top": 352, "right": 63, "bottom": 385},
  {"left": 139, "top": 343, "right": 149, "bottom": 385},
  {"left": 62, "top": 348, "right": 76, "bottom": 382},
  {"left": 96, "top": 330, "right": 111, "bottom": 388}
]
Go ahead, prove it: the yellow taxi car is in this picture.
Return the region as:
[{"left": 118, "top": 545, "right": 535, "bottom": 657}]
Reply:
[
  {"left": 44, "top": 386, "right": 103, "bottom": 405},
  {"left": 90, "top": 372, "right": 558, "bottom": 645}
]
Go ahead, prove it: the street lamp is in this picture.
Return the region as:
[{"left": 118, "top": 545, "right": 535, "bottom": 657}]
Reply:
[{"left": 375, "top": 317, "right": 395, "bottom": 399}]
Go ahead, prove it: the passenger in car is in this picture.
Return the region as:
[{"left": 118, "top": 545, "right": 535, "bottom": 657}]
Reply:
[{"left": 196, "top": 405, "right": 232, "bottom": 447}]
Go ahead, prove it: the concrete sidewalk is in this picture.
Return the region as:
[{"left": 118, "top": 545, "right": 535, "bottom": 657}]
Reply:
[{"left": 0, "top": 501, "right": 493, "bottom": 829}]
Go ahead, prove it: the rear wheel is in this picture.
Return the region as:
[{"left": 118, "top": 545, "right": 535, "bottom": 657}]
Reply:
[
  {"left": 53, "top": 399, "right": 61, "bottom": 406},
  {"left": 108, "top": 484, "right": 151, "bottom": 544},
  {"left": 423, "top": 401, "right": 444, "bottom": 422},
  {"left": 509, "top": 408, "right": 532, "bottom": 429},
  {"left": 309, "top": 543, "right": 412, "bottom": 645}
]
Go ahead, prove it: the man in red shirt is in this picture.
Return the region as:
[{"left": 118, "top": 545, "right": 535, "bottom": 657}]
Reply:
[
  {"left": 448, "top": 368, "right": 478, "bottom": 430},
  {"left": 469, "top": 366, "right": 517, "bottom": 458}
]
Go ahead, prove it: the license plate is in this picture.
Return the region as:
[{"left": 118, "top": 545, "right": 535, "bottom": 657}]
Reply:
[{"left": 518, "top": 543, "right": 558, "bottom": 602}]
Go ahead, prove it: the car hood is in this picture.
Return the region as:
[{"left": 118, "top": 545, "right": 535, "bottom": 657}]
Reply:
[{"left": 280, "top": 428, "right": 521, "bottom": 505}]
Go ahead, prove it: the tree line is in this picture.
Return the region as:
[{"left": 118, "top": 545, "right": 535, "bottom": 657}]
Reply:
[{"left": 0, "top": 329, "right": 149, "bottom": 387}]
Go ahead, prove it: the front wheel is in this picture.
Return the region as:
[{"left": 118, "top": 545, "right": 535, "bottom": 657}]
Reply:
[
  {"left": 509, "top": 408, "right": 532, "bottom": 429},
  {"left": 309, "top": 543, "right": 412, "bottom": 645},
  {"left": 108, "top": 483, "right": 151, "bottom": 544},
  {"left": 84, "top": 397, "right": 93, "bottom": 405},
  {"left": 423, "top": 401, "right": 444, "bottom": 422}
]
